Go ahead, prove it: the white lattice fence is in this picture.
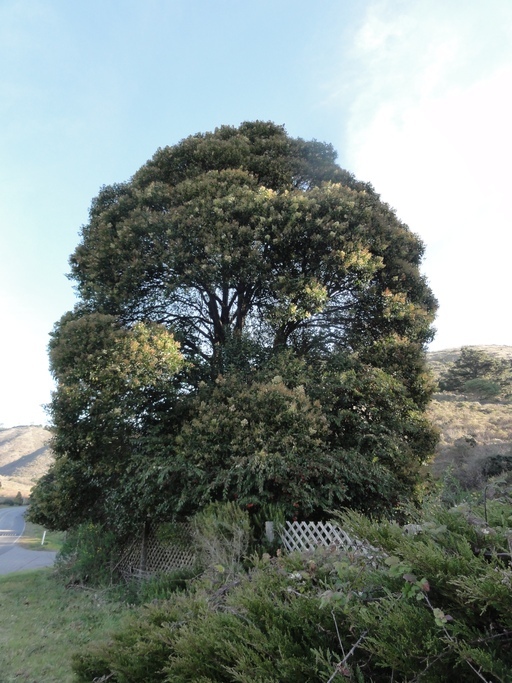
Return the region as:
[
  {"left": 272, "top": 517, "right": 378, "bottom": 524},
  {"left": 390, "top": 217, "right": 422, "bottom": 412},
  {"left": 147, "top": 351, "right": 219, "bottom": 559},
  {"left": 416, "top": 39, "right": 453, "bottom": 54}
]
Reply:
[{"left": 278, "top": 520, "right": 357, "bottom": 553}]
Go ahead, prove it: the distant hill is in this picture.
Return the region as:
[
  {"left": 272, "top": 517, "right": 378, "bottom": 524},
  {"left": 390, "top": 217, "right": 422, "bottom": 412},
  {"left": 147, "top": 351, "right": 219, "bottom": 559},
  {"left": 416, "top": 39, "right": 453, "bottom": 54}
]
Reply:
[{"left": 0, "top": 425, "right": 53, "bottom": 497}]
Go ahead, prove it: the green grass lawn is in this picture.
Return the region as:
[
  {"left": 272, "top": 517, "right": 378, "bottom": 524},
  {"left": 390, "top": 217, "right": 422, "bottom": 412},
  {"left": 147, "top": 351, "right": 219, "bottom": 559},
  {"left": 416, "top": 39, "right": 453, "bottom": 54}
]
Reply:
[{"left": 0, "top": 569, "right": 128, "bottom": 682}]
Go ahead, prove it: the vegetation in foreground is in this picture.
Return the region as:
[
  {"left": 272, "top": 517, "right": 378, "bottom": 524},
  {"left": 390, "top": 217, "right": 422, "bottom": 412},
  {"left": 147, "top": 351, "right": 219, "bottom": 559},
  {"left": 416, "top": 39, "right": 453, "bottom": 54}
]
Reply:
[
  {"left": 2, "top": 480, "right": 512, "bottom": 682},
  {"left": 69, "top": 488, "right": 512, "bottom": 683}
]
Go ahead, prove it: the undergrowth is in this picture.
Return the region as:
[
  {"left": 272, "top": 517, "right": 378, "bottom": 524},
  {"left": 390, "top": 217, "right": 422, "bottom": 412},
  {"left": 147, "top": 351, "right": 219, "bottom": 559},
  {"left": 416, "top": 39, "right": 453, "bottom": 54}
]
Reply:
[{"left": 72, "top": 492, "right": 512, "bottom": 683}]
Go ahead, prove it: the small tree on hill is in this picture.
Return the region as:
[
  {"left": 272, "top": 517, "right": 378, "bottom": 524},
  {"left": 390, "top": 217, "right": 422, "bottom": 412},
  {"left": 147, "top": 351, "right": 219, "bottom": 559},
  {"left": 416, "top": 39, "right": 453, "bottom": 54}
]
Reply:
[{"left": 439, "top": 347, "right": 512, "bottom": 398}]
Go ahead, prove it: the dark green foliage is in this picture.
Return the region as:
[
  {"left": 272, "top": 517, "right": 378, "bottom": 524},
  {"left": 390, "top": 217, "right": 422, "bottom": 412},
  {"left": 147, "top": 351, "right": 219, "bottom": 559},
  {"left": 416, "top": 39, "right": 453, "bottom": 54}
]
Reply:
[
  {"left": 123, "top": 568, "right": 199, "bottom": 606},
  {"left": 482, "top": 454, "right": 512, "bottom": 478},
  {"left": 28, "top": 314, "right": 183, "bottom": 532},
  {"left": 72, "top": 555, "right": 350, "bottom": 683},
  {"left": 191, "top": 501, "right": 252, "bottom": 580},
  {"left": 55, "top": 522, "right": 122, "bottom": 585},
  {"left": 33, "top": 121, "right": 438, "bottom": 535},
  {"left": 463, "top": 378, "right": 502, "bottom": 399},
  {"left": 73, "top": 495, "right": 512, "bottom": 682}
]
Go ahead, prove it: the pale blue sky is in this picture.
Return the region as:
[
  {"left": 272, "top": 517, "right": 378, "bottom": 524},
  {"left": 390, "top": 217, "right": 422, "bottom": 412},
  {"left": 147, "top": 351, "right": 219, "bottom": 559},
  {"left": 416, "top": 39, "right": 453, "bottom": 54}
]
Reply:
[{"left": 1, "top": 0, "right": 511, "bottom": 426}]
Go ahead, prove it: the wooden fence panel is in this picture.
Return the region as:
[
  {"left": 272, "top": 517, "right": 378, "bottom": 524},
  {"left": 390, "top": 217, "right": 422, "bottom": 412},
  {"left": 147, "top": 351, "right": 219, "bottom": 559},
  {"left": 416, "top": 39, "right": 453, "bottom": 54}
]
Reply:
[{"left": 116, "top": 524, "right": 196, "bottom": 580}]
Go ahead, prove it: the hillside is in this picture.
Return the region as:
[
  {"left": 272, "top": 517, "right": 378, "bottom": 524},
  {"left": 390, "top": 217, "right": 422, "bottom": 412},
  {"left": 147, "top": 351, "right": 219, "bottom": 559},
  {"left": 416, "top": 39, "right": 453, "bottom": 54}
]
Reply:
[
  {"left": 426, "top": 345, "right": 512, "bottom": 484},
  {"left": 0, "top": 425, "right": 53, "bottom": 497}
]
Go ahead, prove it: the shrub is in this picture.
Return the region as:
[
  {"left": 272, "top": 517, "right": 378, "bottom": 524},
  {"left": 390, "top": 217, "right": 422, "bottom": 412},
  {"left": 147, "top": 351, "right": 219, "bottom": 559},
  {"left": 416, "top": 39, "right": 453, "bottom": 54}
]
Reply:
[
  {"left": 463, "top": 378, "right": 501, "bottom": 400},
  {"left": 114, "top": 567, "right": 199, "bottom": 606},
  {"left": 0, "top": 497, "right": 16, "bottom": 506},
  {"left": 73, "top": 493, "right": 512, "bottom": 682},
  {"left": 55, "top": 522, "right": 121, "bottom": 586},
  {"left": 73, "top": 553, "right": 353, "bottom": 683},
  {"left": 192, "top": 501, "right": 251, "bottom": 579},
  {"left": 482, "top": 453, "right": 512, "bottom": 478}
]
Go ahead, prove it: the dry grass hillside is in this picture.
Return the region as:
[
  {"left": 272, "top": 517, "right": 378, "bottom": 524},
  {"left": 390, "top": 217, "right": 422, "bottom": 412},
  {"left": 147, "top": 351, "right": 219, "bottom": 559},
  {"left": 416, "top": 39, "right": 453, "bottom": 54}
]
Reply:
[
  {"left": 426, "top": 345, "right": 512, "bottom": 485},
  {"left": 0, "top": 426, "right": 52, "bottom": 497}
]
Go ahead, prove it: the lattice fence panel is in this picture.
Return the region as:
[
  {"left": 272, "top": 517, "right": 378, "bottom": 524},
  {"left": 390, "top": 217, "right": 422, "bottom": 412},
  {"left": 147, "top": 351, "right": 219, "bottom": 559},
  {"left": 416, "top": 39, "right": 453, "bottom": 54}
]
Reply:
[
  {"left": 116, "top": 524, "right": 196, "bottom": 580},
  {"left": 116, "top": 519, "right": 370, "bottom": 580},
  {"left": 279, "top": 520, "right": 357, "bottom": 553}
]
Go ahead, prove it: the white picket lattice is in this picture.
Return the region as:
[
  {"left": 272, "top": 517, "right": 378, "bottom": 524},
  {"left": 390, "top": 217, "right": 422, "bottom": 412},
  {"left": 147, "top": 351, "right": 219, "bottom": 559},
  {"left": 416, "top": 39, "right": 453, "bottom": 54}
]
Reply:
[{"left": 278, "top": 520, "right": 357, "bottom": 553}]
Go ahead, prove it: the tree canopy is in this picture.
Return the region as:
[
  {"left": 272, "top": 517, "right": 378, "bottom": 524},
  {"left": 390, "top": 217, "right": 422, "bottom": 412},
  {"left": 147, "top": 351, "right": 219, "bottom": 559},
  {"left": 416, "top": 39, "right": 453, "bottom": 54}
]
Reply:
[{"left": 30, "top": 121, "right": 438, "bottom": 533}]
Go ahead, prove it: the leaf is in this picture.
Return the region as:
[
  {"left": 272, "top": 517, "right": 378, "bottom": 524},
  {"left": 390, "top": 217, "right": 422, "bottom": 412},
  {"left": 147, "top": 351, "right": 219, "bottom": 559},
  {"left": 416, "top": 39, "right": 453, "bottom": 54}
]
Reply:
[{"left": 385, "top": 556, "right": 401, "bottom": 567}]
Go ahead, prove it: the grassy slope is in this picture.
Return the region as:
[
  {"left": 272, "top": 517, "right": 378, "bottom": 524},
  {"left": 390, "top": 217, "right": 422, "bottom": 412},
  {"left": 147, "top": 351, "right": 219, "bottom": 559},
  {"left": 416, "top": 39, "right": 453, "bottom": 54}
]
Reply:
[
  {"left": 0, "top": 570, "right": 126, "bottom": 683},
  {"left": 18, "top": 519, "right": 66, "bottom": 552}
]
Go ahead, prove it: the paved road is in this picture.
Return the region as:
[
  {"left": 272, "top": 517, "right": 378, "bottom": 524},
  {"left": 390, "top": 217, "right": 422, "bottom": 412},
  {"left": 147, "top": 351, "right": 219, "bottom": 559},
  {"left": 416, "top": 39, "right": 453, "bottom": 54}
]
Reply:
[{"left": 0, "top": 505, "right": 57, "bottom": 575}]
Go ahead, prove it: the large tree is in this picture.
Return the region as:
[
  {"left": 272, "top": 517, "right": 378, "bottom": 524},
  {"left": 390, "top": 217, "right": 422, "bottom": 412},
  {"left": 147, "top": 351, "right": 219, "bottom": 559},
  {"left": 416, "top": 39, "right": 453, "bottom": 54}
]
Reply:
[{"left": 31, "top": 121, "right": 438, "bottom": 532}]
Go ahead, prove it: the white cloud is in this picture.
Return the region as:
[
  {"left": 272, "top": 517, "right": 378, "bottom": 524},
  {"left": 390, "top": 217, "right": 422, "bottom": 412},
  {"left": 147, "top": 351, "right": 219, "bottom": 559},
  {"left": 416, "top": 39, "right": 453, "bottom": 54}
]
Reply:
[
  {"left": 342, "top": 0, "right": 512, "bottom": 350},
  {"left": 0, "top": 295, "right": 52, "bottom": 427}
]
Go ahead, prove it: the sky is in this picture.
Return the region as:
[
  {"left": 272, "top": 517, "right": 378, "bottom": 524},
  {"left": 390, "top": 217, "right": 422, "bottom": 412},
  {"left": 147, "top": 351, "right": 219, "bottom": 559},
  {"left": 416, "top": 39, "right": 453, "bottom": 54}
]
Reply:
[{"left": 0, "top": 0, "right": 511, "bottom": 427}]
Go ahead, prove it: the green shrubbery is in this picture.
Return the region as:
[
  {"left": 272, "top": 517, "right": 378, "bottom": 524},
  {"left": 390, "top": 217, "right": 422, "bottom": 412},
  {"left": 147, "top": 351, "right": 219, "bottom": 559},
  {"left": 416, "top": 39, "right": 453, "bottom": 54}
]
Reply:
[
  {"left": 192, "top": 501, "right": 252, "bottom": 579},
  {"left": 439, "top": 347, "right": 512, "bottom": 400},
  {"left": 71, "top": 491, "right": 512, "bottom": 682},
  {"left": 55, "top": 522, "right": 122, "bottom": 586}
]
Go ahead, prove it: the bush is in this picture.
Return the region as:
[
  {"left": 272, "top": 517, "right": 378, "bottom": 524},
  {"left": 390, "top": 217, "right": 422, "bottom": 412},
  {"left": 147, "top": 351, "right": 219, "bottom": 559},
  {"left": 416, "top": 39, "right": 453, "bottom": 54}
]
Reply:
[
  {"left": 0, "top": 497, "right": 16, "bottom": 506},
  {"left": 482, "top": 453, "right": 512, "bottom": 478},
  {"left": 73, "top": 553, "right": 351, "bottom": 683},
  {"left": 463, "top": 378, "right": 501, "bottom": 400},
  {"left": 73, "top": 494, "right": 512, "bottom": 682},
  {"left": 55, "top": 522, "right": 121, "bottom": 586},
  {"left": 192, "top": 501, "right": 251, "bottom": 579},
  {"left": 115, "top": 567, "right": 200, "bottom": 606}
]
